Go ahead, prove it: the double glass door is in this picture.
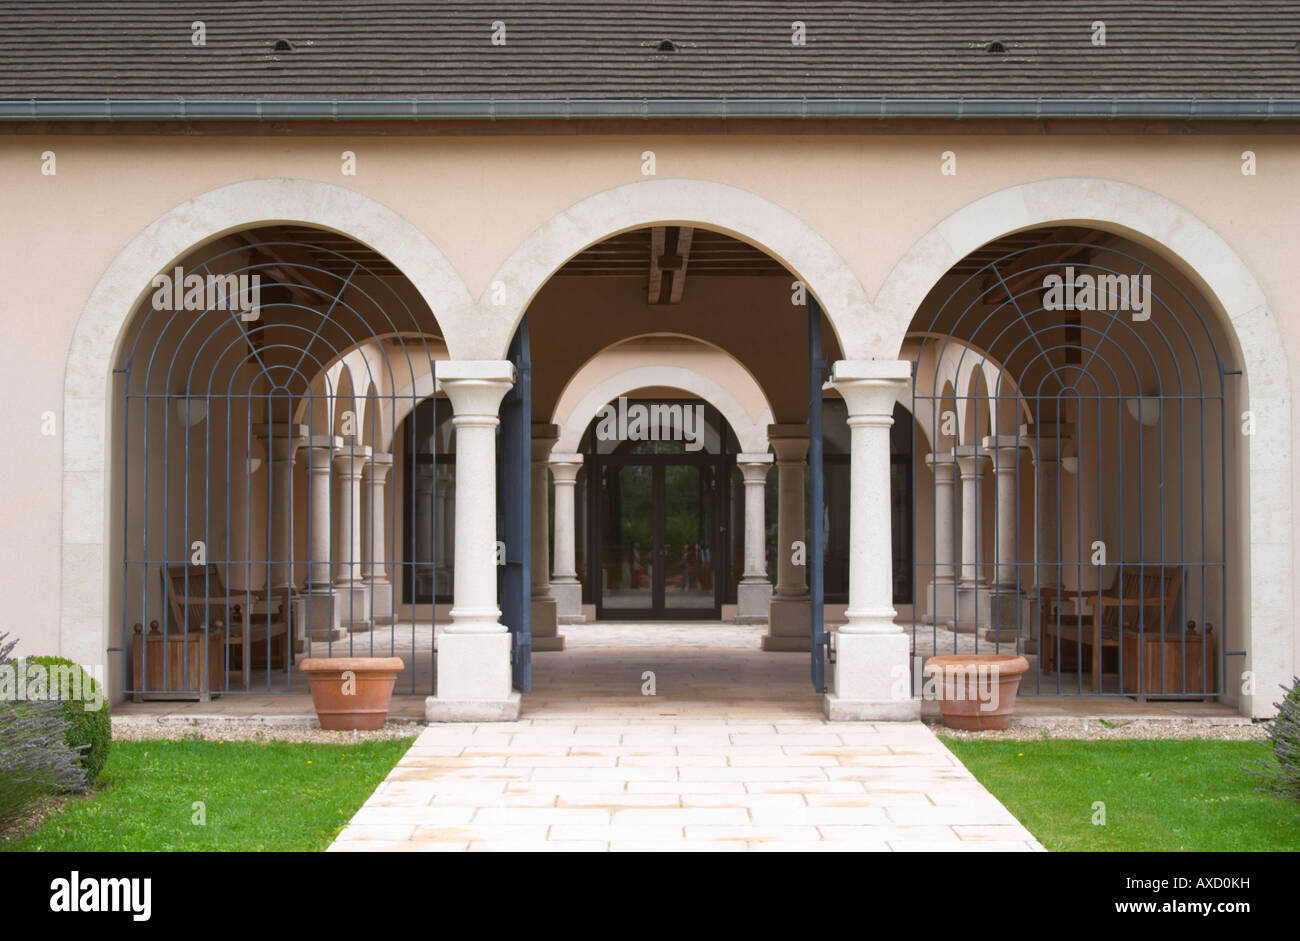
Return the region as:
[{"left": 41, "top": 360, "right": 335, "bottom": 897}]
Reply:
[{"left": 594, "top": 457, "right": 725, "bottom": 619}]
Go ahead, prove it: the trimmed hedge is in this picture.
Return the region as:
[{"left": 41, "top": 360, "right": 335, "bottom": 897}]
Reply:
[{"left": 23, "top": 657, "right": 111, "bottom": 788}]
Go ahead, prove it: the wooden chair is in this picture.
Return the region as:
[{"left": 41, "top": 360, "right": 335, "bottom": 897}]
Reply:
[
  {"left": 161, "top": 565, "right": 292, "bottom": 683},
  {"left": 1039, "top": 566, "right": 1183, "bottom": 693}
]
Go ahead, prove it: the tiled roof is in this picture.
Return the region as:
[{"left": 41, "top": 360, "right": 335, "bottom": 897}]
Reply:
[{"left": 0, "top": 0, "right": 1296, "bottom": 101}]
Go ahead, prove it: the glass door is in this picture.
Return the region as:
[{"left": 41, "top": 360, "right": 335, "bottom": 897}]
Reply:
[{"left": 594, "top": 458, "right": 724, "bottom": 619}]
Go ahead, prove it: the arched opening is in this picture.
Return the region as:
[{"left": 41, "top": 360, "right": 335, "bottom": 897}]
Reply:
[
  {"left": 111, "top": 225, "right": 447, "bottom": 698},
  {"left": 906, "top": 226, "right": 1239, "bottom": 701}
]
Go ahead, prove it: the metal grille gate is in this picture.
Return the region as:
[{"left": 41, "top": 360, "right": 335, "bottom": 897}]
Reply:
[
  {"left": 116, "top": 231, "right": 443, "bottom": 698},
  {"left": 910, "top": 239, "right": 1231, "bottom": 698}
]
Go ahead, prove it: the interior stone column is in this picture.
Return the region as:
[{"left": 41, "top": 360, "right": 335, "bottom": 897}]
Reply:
[
  {"left": 922, "top": 450, "right": 958, "bottom": 627},
  {"left": 1022, "top": 422, "right": 1073, "bottom": 652},
  {"left": 530, "top": 423, "right": 564, "bottom": 651},
  {"left": 735, "top": 453, "right": 775, "bottom": 623},
  {"left": 981, "top": 435, "right": 1026, "bottom": 645},
  {"left": 361, "top": 452, "right": 393, "bottom": 624},
  {"left": 763, "top": 425, "right": 810, "bottom": 650},
  {"left": 304, "top": 435, "right": 345, "bottom": 641},
  {"left": 824, "top": 360, "right": 918, "bottom": 721},
  {"left": 434, "top": 470, "right": 453, "bottom": 599},
  {"left": 252, "top": 423, "right": 307, "bottom": 594},
  {"left": 253, "top": 423, "right": 307, "bottom": 651},
  {"left": 549, "top": 453, "right": 585, "bottom": 624},
  {"left": 426, "top": 361, "right": 519, "bottom": 722},
  {"left": 333, "top": 442, "right": 372, "bottom": 629},
  {"left": 953, "top": 444, "right": 990, "bottom": 633},
  {"left": 413, "top": 464, "right": 437, "bottom": 604}
]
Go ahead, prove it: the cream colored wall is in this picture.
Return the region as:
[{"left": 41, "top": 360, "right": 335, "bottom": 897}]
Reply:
[{"left": 2, "top": 130, "right": 1295, "bottom": 712}]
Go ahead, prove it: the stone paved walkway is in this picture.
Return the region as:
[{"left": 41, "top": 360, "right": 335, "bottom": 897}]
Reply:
[{"left": 329, "top": 621, "right": 1044, "bottom": 852}]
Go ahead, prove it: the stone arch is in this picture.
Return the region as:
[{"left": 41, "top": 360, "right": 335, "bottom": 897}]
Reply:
[
  {"left": 62, "top": 178, "right": 470, "bottom": 669},
  {"left": 875, "top": 178, "right": 1291, "bottom": 717},
  {"left": 479, "top": 178, "right": 874, "bottom": 362},
  {"left": 554, "top": 361, "right": 775, "bottom": 454}
]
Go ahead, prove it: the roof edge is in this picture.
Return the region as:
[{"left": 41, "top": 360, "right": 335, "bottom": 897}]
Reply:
[{"left": 2, "top": 97, "right": 1299, "bottom": 122}]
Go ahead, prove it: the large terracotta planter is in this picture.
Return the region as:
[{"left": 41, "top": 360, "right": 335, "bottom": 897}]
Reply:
[
  {"left": 300, "top": 657, "right": 404, "bottom": 730},
  {"left": 923, "top": 653, "right": 1030, "bottom": 731}
]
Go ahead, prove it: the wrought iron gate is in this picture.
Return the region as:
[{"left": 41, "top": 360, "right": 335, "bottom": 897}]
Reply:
[
  {"left": 498, "top": 316, "right": 532, "bottom": 692},
  {"left": 910, "top": 237, "right": 1232, "bottom": 698},
  {"left": 116, "top": 230, "right": 442, "bottom": 697},
  {"left": 809, "top": 297, "right": 829, "bottom": 692}
]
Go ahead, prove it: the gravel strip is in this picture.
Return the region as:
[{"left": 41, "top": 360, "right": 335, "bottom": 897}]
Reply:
[
  {"left": 929, "top": 718, "right": 1270, "bottom": 741},
  {"left": 111, "top": 717, "right": 420, "bottom": 744}
]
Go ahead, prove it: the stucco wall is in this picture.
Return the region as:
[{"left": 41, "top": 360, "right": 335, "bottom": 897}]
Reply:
[{"left": 0, "top": 130, "right": 1293, "bottom": 713}]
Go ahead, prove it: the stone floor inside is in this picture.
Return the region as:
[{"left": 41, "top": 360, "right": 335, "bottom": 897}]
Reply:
[{"left": 115, "top": 620, "right": 1245, "bottom": 727}]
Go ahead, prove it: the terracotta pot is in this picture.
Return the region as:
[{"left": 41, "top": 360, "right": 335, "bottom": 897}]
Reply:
[
  {"left": 923, "top": 653, "right": 1030, "bottom": 731},
  {"left": 300, "top": 657, "right": 405, "bottom": 730}
]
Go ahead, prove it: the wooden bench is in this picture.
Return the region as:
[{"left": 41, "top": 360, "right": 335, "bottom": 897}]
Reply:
[
  {"left": 161, "top": 565, "right": 292, "bottom": 685},
  {"left": 1039, "top": 565, "right": 1183, "bottom": 693}
]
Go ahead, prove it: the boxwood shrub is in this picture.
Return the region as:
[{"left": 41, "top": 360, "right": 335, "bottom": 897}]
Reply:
[{"left": 23, "top": 656, "right": 111, "bottom": 787}]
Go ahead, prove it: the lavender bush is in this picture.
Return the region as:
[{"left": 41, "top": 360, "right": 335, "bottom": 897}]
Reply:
[
  {"left": 0, "top": 633, "right": 86, "bottom": 827},
  {"left": 1250, "top": 677, "right": 1300, "bottom": 802}
]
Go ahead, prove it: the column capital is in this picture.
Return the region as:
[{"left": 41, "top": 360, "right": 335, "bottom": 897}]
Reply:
[
  {"left": 767, "top": 424, "right": 810, "bottom": 463},
  {"left": 438, "top": 360, "right": 514, "bottom": 424},
  {"left": 925, "top": 450, "right": 959, "bottom": 480},
  {"left": 952, "top": 443, "right": 990, "bottom": 477},
  {"left": 253, "top": 422, "right": 308, "bottom": 460},
  {"left": 981, "top": 434, "right": 1024, "bottom": 472},
  {"left": 548, "top": 452, "right": 584, "bottom": 484},
  {"left": 830, "top": 360, "right": 909, "bottom": 423},
  {"left": 1019, "top": 423, "right": 1074, "bottom": 463},
  {"left": 531, "top": 422, "right": 560, "bottom": 463},
  {"left": 736, "top": 453, "right": 773, "bottom": 484},
  {"left": 332, "top": 443, "right": 372, "bottom": 478}
]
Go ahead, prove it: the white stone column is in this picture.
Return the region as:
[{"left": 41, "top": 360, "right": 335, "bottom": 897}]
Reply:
[
  {"left": 953, "top": 444, "right": 990, "bottom": 632},
  {"left": 549, "top": 453, "right": 585, "bottom": 624},
  {"left": 362, "top": 452, "right": 393, "bottom": 624},
  {"left": 981, "top": 435, "right": 1025, "bottom": 643},
  {"left": 735, "top": 453, "right": 775, "bottom": 623},
  {"left": 253, "top": 423, "right": 307, "bottom": 652},
  {"left": 304, "top": 435, "right": 344, "bottom": 640},
  {"left": 434, "top": 473, "right": 454, "bottom": 597},
  {"left": 1022, "top": 422, "right": 1073, "bottom": 652},
  {"left": 530, "top": 423, "right": 564, "bottom": 651},
  {"left": 763, "top": 426, "right": 809, "bottom": 649},
  {"left": 333, "top": 443, "right": 372, "bottom": 628},
  {"left": 253, "top": 423, "right": 307, "bottom": 593},
  {"left": 413, "top": 464, "right": 438, "bottom": 603},
  {"left": 824, "top": 360, "right": 917, "bottom": 721},
  {"left": 922, "top": 450, "right": 958, "bottom": 627},
  {"left": 426, "top": 361, "right": 519, "bottom": 722}
]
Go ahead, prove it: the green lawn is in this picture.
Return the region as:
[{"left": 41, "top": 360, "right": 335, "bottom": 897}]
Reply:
[
  {"left": 1, "top": 737, "right": 413, "bottom": 852},
  {"left": 942, "top": 737, "right": 1300, "bottom": 851}
]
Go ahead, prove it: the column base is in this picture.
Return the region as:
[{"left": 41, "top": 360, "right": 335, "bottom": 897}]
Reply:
[
  {"left": 366, "top": 578, "right": 394, "bottom": 624},
  {"left": 828, "top": 630, "right": 918, "bottom": 720},
  {"left": 551, "top": 579, "right": 586, "bottom": 624},
  {"left": 979, "top": 589, "right": 1035, "bottom": 651},
  {"left": 735, "top": 578, "right": 773, "bottom": 624},
  {"left": 425, "top": 692, "right": 521, "bottom": 722},
  {"left": 824, "top": 694, "right": 922, "bottom": 721},
  {"left": 762, "top": 597, "right": 810, "bottom": 651},
  {"left": 333, "top": 582, "right": 371, "bottom": 631},
  {"left": 433, "top": 630, "right": 514, "bottom": 712},
  {"left": 303, "top": 589, "right": 345, "bottom": 642},
  {"left": 530, "top": 595, "right": 566, "bottom": 652},
  {"left": 954, "top": 583, "right": 987, "bottom": 633},
  {"left": 921, "top": 579, "right": 958, "bottom": 627}
]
